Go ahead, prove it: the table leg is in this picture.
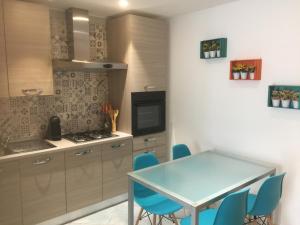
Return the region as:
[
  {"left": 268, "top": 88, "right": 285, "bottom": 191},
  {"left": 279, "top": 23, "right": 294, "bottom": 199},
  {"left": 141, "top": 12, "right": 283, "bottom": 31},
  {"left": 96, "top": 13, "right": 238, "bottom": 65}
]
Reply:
[
  {"left": 191, "top": 207, "right": 199, "bottom": 225},
  {"left": 128, "top": 178, "right": 134, "bottom": 225}
]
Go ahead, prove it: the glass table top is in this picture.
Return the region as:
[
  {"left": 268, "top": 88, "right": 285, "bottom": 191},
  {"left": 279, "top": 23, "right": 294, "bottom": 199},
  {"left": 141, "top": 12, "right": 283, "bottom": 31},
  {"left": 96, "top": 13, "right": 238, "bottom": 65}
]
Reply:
[{"left": 128, "top": 151, "right": 275, "bottom": 207}]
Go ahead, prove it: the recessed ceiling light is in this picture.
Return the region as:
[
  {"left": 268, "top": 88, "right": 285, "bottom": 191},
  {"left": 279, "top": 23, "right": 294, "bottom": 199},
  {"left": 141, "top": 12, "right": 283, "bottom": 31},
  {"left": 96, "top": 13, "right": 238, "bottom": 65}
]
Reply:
[{"left": 119, "top": 0, "right": 129, "bottom": 8}]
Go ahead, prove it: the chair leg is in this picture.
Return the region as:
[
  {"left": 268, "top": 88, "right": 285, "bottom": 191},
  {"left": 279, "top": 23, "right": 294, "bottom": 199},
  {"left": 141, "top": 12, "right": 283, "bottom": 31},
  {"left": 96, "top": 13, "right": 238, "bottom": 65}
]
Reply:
[
  {"left": 252, "top": 216, "right": 259, "bottom": 225},
  {"left": 159, "top": 216, "right": 162, "bottom": 225},
  {"left": 153, "top": 214, "right": 156, "bottom": 225},
  {"left": 171, "top": 213, "right": 179, "bottom": 225},
  {"left": 268, "top": 215, "right": 273, "bottom": 225},
  {"left": 135, "top": 208, "right": 144, "bottom": 225}
]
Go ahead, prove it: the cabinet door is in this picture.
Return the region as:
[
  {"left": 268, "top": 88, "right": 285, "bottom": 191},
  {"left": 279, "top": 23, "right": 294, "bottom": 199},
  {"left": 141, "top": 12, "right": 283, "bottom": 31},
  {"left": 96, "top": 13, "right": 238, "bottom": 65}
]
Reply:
[
  {"left": 0, "top": 0, "right": 8, "bottom": 98},
  {"left": 20, "top": 152, "right": 66, "bottom": 225},
  {"left": 65, "top": 147, "right": 102, "bottom": 212},
  {"left": 102, "top": 139, "right": 133, "bottom": 200},
  {"left": 129, "top": 15, "right": 168, "bottom": 92},
  {"left": 3, "top": 0, "right": 53, "bottom": 96},
  {"left": 0, "top": 161, "right": 22, "bottom": 225}
]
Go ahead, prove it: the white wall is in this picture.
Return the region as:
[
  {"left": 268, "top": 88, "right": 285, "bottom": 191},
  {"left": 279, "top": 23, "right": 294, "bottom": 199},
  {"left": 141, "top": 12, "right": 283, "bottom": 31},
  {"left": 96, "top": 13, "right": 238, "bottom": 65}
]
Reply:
[{"left": 169, "top": 0, "right": 300, "bottom": 224}]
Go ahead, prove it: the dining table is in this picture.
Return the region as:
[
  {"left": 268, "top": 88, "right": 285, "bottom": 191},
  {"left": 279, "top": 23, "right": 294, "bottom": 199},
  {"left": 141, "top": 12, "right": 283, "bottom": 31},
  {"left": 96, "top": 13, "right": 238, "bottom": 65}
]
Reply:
[{"left": 127, "top": 150, "right": 276, "bottom": 225}]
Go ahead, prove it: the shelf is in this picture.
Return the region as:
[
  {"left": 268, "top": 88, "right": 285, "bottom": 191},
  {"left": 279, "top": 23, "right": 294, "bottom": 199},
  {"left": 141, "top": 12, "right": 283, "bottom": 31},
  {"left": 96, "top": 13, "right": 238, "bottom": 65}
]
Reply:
[
  {"left": 230, "top": 59, "right": 262, "bottom": 80},
  {"left": 200, "top": 38, "right": 227, "bottom": 59},
  {"left": 268, "top": 85, "right": 300, "bottom": 110}
]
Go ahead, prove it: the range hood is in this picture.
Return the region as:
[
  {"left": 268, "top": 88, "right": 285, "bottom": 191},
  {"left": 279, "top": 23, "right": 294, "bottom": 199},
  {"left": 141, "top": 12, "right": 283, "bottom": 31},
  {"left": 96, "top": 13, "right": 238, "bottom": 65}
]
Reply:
[{"left": 53, "top": 8, "right": 127, "bottom": 71}]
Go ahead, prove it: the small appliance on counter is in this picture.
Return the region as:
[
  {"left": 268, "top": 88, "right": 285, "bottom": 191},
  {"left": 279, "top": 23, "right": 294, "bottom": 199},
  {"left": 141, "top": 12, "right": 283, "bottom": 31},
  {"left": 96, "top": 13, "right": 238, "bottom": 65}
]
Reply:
[{"left": 47, "top": 116, "right": 62, "bottom": 141}]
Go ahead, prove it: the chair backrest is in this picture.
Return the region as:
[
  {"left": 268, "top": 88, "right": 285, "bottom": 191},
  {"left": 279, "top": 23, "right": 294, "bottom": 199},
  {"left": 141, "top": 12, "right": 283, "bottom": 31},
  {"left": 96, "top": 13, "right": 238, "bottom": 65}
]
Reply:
[
  {"left": 133, "top": 152, "right": 159, "bottom": 198},
  {"left": 214, "top": 189, "right": 249, "bottom": 225},
  {"left": 249, "top": 173, "right": 286, "bottom": 216},
  {"left": 172, "top": 144, "right": 191, "bottom": 160}
]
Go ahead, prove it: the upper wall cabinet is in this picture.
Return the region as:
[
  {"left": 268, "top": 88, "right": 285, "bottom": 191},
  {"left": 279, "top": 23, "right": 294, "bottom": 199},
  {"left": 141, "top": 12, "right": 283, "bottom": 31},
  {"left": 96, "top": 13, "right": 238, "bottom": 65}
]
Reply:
[
  {"left": 3, "top": 0, "right": 53, "bottom": 97},
  {"left": 0, "top": 0, "right": 8, "bottom": 98},
  {"left": 107, "top": 14, "right": 168, "bottom": 92}
]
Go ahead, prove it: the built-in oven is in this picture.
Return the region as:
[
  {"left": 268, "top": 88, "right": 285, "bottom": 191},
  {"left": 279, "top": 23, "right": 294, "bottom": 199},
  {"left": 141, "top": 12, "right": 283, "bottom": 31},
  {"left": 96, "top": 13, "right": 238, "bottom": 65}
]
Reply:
[{"left": 131, "top": 91, "right": 166, "bottom": 136}]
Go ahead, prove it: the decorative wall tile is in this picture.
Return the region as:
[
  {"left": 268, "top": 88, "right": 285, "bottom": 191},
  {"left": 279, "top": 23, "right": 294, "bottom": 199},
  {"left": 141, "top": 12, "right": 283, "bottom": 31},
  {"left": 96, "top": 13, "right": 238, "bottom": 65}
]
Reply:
[
  {"left": 50, "top": 10, "right": 69, "bottom": 60},
  {"left": 0, "top": 10, "right": 109, "bottom": 142},
  {"left": 90, "top": 16, "right": 107, "bottom": 61},
  {"left": 50, "top": 11, "right": 107, "bottom": 62}
]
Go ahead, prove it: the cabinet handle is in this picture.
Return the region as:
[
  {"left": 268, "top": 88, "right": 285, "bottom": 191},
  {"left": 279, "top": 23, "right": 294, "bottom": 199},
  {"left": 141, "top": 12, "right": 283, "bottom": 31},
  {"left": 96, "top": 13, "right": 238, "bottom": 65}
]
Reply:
[
  {"left": 32, "top": 157, "right": 52, "bottom": 165},
  {"left": 144, "top": 85, "right": 156, "bottom": 91},
  {"left": 144, "top": 137, "right": 157, "bottom": 143},
  {"left": 22, "top": 88, "right": 43, "bottom": 96},
  {"left": 75, "top": 149, "right": 92, "bottom": 156},
  {"left": 111, "top": 143, "right": 125, "bottom": 149}
]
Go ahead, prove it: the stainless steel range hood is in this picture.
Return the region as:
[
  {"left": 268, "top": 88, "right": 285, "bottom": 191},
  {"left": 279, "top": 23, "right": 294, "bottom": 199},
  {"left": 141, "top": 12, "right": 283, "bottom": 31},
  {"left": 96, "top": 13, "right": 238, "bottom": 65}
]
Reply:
[{"left": 52, "top": 8, "right": 127, "bottom": 71}]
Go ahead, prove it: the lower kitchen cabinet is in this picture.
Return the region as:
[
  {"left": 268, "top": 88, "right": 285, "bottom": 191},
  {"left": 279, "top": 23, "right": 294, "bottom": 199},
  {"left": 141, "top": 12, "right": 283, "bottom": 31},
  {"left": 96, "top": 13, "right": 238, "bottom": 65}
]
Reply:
[
  {"left": 0, "top": 136, "right": 133, "bottom": 224},
  {"left": 20, "top": 152, "right": 66, "bottom": 225},
  {"left": 65, "top": 147, "right": 102, "bottom": 212},
  {"left": 0, "top": 161, "right": 22, "bottom": 225},
  {"left": 134, "top": 145, "right": 167, "bottom": 163},
  {"left": 102, "top": 139, "right": 133, "bottom": 200}
]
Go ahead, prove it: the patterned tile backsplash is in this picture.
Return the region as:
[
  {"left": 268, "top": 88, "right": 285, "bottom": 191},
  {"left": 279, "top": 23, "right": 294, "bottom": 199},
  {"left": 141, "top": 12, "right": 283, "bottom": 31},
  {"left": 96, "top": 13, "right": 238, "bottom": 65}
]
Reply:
[{"left": 0, "top": 10, "right": 109, "bottom": 142}]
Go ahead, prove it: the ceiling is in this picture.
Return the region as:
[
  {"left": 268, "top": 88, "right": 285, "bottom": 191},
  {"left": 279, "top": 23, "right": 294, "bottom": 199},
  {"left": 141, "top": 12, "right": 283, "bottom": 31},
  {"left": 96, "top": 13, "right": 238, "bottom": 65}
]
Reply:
[{"left": 27, "top": 0, "right": 238, "bottom": 18}]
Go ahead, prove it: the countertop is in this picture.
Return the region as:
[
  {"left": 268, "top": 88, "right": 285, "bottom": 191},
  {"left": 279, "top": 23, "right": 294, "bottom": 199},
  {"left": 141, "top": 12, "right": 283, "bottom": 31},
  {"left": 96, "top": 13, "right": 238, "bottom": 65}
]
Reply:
[{"left": 0, "top": 131, "right": 132, "bottom": 163}]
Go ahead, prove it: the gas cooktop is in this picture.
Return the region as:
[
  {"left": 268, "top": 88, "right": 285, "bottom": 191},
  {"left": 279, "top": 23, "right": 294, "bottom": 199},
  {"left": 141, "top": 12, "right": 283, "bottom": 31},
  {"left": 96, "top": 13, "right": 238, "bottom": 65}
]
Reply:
[{"left": 63, "top": 131, "right": 118, "bottom": 144}]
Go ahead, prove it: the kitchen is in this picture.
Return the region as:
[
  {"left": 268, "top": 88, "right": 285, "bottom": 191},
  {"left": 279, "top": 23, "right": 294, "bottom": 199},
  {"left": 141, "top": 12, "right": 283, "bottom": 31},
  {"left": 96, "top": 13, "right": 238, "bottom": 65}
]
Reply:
[
  {"left": 0, "top": 0, "right": 168, "bottom": 224},
  {"left": 0, "top": 0, "right": 299, "bottom": 225}
]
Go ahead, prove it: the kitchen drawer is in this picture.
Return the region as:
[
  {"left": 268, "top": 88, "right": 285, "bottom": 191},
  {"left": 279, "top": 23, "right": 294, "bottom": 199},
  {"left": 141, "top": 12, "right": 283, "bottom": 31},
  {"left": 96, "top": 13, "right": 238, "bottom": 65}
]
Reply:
[
  {"left": 65, "top": 147, "right": 102, "bottom": 212},
  {"left": 0, "top": 161, "right": 22, "bottom": 225},
  {"left": 133, "top": 132, "right": 166, "bottom": 151},
  {"left": 102, "top": 138, "right": 133, "bottom": 200},
  {"left": 133, "top": 145, "right": 168, "bottom": 163},
  {"left": 20, "top": 152, "right": 66, "bottom": 225}
]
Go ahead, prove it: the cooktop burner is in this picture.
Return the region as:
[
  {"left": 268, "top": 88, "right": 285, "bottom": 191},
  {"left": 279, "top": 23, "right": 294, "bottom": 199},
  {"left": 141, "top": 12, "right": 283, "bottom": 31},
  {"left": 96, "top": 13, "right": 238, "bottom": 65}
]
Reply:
[{"left": 63, "top": 131, "right": 118, "bottom": 143}]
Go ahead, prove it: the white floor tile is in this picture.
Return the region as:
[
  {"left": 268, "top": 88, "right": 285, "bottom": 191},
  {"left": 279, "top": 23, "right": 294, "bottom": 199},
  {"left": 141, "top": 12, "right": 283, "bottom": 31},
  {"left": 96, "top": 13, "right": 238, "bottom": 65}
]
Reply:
[{"left": 66, "top": 201, "right": 185, "bottom": 225}]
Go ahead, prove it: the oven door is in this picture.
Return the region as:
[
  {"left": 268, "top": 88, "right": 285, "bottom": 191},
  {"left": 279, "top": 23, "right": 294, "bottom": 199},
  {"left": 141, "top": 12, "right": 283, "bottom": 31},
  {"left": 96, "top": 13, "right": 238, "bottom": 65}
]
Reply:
[{"left": 132, "top": 92, "right": 166, "bottom": 136}]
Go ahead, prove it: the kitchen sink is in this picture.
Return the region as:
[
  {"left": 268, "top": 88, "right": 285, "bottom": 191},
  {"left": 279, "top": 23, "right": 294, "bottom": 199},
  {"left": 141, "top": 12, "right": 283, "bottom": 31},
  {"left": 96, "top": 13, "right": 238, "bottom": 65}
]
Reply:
[{"left": 5, "top": 139, "right": 56, "bottom": 154}]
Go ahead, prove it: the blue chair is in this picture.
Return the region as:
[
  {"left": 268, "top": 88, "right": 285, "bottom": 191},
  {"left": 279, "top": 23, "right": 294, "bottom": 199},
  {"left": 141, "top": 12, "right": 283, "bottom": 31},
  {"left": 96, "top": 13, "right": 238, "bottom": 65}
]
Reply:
[
  {"left": 172, "top": 144, "right": 191, "bottom": 160},
  {"left": 134, "top": 153, "right": 183, "bottom": 225},
  {"left": 181, "top": 189, "right": 249, "bottom": 225},
  {"left": 247, "top": 173, "right": 286, "bottom": 225}
]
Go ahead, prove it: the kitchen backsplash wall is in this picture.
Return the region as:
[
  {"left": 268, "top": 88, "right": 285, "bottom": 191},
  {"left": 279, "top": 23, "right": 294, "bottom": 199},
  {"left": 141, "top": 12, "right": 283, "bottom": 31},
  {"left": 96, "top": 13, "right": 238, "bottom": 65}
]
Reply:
[
  {"left": 50, "top": 10, "right": 107, "bottom": 61},
  {"left": 0, "top": 10, "right": 108, "bottom": 142}
]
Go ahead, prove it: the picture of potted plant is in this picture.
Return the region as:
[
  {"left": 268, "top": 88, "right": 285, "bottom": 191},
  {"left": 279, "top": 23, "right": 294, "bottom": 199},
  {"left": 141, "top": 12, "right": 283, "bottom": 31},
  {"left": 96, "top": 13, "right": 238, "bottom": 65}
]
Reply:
[
  {"left": 209, "top": 41, "right": 217, "bottom": 58},
  {"left": 240, "top": 64, "right": 248, "bottom": 80},
  {"left": 203, "top": 42, "right": 210, "bottom": 59},
  {"left": 248, "top": 65, "right": 256, "bottom": 80},
  {"left": 271, "top": 90, "right": 281, "bottom": 107},
  {"left": 280, "top": 90, "right": 292, "bottom": 108},
  {"left": 232, "top": 64, "right": 241, "bottom": 80},
  {"left": 216, "top": 43, "right": 221, "bottom": 57},
  {"left": 292, "top": 91, "right": 299, "bottom": 109}
]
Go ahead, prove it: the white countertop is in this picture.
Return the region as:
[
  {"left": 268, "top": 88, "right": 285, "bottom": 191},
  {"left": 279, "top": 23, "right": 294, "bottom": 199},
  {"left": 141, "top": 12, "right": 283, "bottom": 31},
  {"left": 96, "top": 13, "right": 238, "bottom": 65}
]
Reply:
[{"left": 0, "top": 131, "right": 132, "bottom": 163}]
